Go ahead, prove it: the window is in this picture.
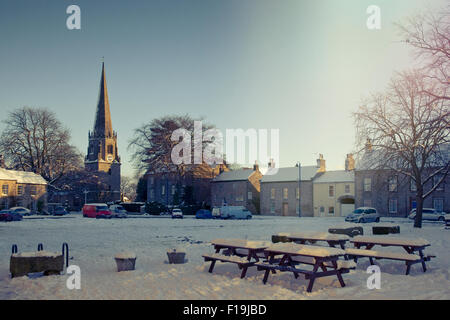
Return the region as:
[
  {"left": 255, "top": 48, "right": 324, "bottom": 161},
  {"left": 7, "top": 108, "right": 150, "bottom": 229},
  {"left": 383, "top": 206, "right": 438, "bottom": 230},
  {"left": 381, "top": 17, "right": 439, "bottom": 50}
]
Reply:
[
  {"left": 364, "top": 178, "right": 372, "bottom": 192},
  {"left": 2, "top": 185, "right": 8, "bottom": 195},
  {"left": 247, "top": 192, "right": 252, "bottom": 200},
  {"left": 150, "top": 177, "right": 154, "bottom": 185},
  {"left": 329, "top": 186, "right": 334, "bottom": 197},
  {"left": 236, "top": 195, "right": 244, "bottom": 201},
  {"left": 434, "top": 198, "right": 444, "bottom": 212},
  {"left": 296, "top": 188, "right": 300, "bottom": 199},
  {"left": 30, "top": 186, "right": 37, "bottom": 195},
  {"left": 388, "top": 176, "right": 398, "bottom": 192},
  {"left": 433, "top": 175, "right": 444, "bottom": 191},
  {"left": 171, "top": 185, "right": 176, "bottom": 195},
  {"left": 271, "top": 188, "right": 275, "bottom": 199},
  {"left": 17, "top": 185, "right": 23, "bottom": 195},
  {"left": 107, "top": 145, "right": 113, "bottom": 154},
  {"left": 320, "top": 206, "right": 325, "bottom": 213},
  {"left": 410, "top": 178, "right": 417, "bottom": 192},
  {"left": 328, "top": 207, "right": 335, "bottom": 215},
  {"left": 283, "top": 188, "right": 288, "bottom": 200},
  {"left": 296, "top": 201, "right": 299, "bottom": 214},
  {"left": 149, "top": 189, "right": 154, "bottom": 200},
  {"left": 389, "top": 199, "right": 398, "bottom": 214},
  {"left": 161, "top": 185, "right": 165, "bottom": 195},
  {"left": 345, "top": 184, "right": 350, "bottom": 193},
  {"left": 270, "top": 201, "right": 275, "bottom": 213}
]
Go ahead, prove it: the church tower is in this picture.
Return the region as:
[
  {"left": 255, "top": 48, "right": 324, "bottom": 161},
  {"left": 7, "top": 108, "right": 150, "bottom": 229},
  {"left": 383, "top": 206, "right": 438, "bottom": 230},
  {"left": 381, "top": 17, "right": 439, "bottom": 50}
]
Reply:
[{"left": 85, "top": 62, "right": 121, "bottom": 200}]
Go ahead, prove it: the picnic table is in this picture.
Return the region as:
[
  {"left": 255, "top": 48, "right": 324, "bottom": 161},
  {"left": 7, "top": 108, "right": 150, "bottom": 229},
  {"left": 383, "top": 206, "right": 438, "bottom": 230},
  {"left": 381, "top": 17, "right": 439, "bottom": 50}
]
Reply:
[
  {"left": 273, "top": 232, "right": 350, "bottom": 249},
  {"left": 256, "top": 242, "right": 355, "bottom": 292},
  {"left": 202, "top": 239, "right": 272, "bottom": 278},
  {"left": 349, "top": 235, "right": 434, "bottom": 274}
]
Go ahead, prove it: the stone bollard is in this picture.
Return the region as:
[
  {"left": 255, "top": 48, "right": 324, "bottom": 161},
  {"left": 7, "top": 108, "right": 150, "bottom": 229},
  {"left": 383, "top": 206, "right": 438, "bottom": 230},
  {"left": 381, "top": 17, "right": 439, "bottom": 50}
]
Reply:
[{"left": 167, "top": 249, "right": 186, "bottom": 264}]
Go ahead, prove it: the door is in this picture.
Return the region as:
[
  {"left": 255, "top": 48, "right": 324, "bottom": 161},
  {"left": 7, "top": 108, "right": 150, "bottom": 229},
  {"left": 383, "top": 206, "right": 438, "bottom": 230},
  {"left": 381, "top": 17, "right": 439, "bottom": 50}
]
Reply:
[{"left": 282, "top": 203, "right": 289, "bottom": 216}]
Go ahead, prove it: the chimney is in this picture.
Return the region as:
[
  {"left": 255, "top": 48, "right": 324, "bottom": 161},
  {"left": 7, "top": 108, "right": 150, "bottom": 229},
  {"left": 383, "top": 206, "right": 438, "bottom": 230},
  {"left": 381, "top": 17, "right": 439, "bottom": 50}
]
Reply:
[
  {"left": 345, "top": 154, "right": 355, "bottom": 171},
  {"left": 253, "top": 160, "right": 259, "bottom": 172},
  {"left": 316, "top": 154, "right": 326, "bottom": 172},
  {"left": 365, "top": 139, "right": 373, "bottom": 152}
]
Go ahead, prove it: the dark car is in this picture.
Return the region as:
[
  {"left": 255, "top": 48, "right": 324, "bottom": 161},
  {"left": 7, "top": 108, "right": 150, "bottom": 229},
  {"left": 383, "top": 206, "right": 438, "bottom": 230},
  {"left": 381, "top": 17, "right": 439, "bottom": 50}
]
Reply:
[
  {"left": 53, "top": 206, "right": 68, "bottom": 216},
  {"left": 0, "top": 209, "right": 23, "bottom": 222},
  {"left": 195, "top": 209, "right": 213, "bottom": 219}
]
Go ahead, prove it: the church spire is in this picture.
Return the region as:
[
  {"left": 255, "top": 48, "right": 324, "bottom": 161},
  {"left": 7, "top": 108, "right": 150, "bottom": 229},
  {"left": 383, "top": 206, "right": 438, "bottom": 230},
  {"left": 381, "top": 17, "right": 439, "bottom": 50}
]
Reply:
[{"left": 93, "top": 62, "right": 113, "bottom": 138}]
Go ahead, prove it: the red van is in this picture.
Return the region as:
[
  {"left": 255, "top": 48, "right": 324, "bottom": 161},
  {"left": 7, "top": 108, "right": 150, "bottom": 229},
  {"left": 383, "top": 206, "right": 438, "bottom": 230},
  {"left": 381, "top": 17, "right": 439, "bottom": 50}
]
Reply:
[{"left": 82, "top": 203, "right": 112, "bottom": 219}]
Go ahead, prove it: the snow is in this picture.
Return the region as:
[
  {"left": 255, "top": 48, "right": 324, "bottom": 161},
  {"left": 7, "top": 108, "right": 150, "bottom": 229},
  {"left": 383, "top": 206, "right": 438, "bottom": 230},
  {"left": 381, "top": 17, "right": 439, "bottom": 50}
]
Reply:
[
  {"left": 0, "top": 215, "right": 449, "bottom": 299},
  {"left": 276, "top": 231, "right": 350, "bottom": 241},
  {"left": 114, "top": 252, "right": 137, "bottom": 260},
  {"left": 12, "top": 251, "right": 61, "bottom": 258},
  {"left": 266, "top": 243, "right": 346, "bottom": 257},
  {"left": 352, "top": 236, "right": 431, "bottom": 247}
]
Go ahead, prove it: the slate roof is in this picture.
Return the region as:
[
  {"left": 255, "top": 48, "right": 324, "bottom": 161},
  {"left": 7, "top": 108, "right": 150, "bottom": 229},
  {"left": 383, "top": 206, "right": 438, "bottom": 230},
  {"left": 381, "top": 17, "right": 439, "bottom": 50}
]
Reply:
[
  {"left": 260, "top": 165, "right": 320, "bottom": 183},
  {"left": 313, "top": 170, "right": 354, "bottom": 183}
]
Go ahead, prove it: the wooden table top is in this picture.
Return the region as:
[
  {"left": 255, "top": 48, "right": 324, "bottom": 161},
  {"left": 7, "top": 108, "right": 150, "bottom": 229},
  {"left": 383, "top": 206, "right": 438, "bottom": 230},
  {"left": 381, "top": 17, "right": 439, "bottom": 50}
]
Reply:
[
  {"left": 211, "top": 239, "right": 272, "bottom": 250},
  {"left": 351, "top": 236, "right": 430, "bottom": 247}
]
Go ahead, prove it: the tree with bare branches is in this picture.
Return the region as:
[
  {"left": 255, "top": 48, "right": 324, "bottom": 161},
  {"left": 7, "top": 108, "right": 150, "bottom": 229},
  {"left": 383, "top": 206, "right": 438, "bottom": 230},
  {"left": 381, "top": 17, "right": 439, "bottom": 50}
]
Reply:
[
  {"left": 128, "top": 114, "right": 217, "bottom": 176},
  {"left": 354, "top": 70, "right": 449, "bottom": 228},
  {"left": 397, "top": 7, "right": 450, "bottom": 101},
  {"left": 0, "top": 107, "right": 82, "bottom": 185}
]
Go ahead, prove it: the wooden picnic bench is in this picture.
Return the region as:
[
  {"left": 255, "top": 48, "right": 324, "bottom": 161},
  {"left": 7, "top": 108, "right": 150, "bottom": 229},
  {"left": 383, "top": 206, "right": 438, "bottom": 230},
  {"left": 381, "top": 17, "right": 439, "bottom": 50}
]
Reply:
[
  {"left": 256, "top": 243, "right": 355, "bottom": 292},
  {"left": 349, "top": 236, "right": 435, "bottom": 275},
  {"left": 273, "top": 232, "right": 350, "bottom": 249},
  {"left": 202, "top": 239, "right": 272, "bottom": 278}
]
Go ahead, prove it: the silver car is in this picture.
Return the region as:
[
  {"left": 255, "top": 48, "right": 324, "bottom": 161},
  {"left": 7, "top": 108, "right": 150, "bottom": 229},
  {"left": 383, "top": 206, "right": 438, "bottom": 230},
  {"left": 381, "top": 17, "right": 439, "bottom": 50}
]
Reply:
[
  {"left": 345, "top": 207, "right": 380, "bottom": 223},
  {"left": 408, "top": 208, "right": 446, "bottom": 222},
  {"left": 109, "top": 205, "right": 128, "bottom": 218}
]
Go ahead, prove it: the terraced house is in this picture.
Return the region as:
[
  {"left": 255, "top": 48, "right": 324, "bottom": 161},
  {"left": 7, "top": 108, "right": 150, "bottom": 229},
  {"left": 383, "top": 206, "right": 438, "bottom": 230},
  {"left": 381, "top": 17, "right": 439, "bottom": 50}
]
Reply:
[
  {"left": 0, "top": 167, "right": 47, "bottom": 211},
  {"left": 259, "top": 155, "right": 326, "bottom": 216}
]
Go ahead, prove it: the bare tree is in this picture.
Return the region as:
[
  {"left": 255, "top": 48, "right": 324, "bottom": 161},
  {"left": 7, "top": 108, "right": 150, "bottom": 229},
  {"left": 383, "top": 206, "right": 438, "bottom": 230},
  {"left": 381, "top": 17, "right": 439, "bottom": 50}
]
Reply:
[
  {"left": 0, "top": 107, "right": 82, "bottom": 184},
  {"left": 121, "top": 175, "right": 137, "bottom": 201},
  {"left": 128, "top": 114, "right": 217, "bottom": 176},
  {"left": 354, "top": 71, "right": 449, "bottom": 228},
  {"left": 397, "top": 7, "right": 450, "bottom": 101}
]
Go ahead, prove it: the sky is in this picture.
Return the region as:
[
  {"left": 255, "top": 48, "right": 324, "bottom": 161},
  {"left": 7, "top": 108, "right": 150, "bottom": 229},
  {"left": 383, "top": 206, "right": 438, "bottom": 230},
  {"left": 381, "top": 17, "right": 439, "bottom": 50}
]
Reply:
[{"left": 0, "top": 0, "right": 446, "bottom": 178}]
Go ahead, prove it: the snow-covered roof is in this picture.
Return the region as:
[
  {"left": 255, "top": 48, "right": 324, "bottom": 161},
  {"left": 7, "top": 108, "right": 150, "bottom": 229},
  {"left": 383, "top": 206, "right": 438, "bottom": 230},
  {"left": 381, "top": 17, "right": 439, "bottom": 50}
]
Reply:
[
  {"left": 0, "top": 168, "right": 47, "bottom": 185},
  {"left": 313, "top": 170, "right": 354, "bottom": 183},
  {"left": 212, "top": 169, "right": 256, "bottom": 182},
  {"left": 260, "top": 166, "right": 319, "bottom": 183}
]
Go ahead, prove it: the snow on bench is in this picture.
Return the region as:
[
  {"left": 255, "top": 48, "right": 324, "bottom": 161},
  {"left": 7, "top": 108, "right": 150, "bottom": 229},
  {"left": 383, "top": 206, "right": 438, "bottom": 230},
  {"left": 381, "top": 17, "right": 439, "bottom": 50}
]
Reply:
[
  {"left": 12, "top": 251, "right": 61, "bottom": 258},
  {"left": 265, "top": 243, "right": 346, "bottom": 258},
  {"left": 202, "top": 253, "right": 253, "bottom": 265},
  {"left": 291, "top": 255, "right": 356, "bottom": 270},
  {"left": 275, "top": 231, "right": 350, "bottom": 241},
  {"left": 352, "top": 236, "right": 430, "bottom": 247},
  {"left": 345, "top": 248, "right": 420, "bottom": 261}
]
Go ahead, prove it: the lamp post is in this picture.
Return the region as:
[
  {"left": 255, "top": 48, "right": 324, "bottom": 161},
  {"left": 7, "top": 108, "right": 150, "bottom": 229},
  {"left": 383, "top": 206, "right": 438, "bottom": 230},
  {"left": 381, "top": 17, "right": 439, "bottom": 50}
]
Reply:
[{"left": 296, "top": 162, "right": 301, "bottom": 217}]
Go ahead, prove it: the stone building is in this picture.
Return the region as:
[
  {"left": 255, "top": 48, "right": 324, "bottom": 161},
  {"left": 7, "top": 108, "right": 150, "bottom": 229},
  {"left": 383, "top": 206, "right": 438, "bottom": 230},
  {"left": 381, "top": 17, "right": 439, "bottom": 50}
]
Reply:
[
  {"left": 260, "top": 155, "right": 326, "bottom": 216},
  {"left": 146, "top": 163, "right": 228, "bottom": 207},
  {"left": 84, "top": 62, "right": 121, "bottom": 202},
  {"left": 210, "top": 163, "right": 262, "bottom": 214},
  {"left": 355, "top": 145, "right": 450, "bottom": 217},
  {"left": 0, "top": 168, "right": 47, "bottom": 211}
]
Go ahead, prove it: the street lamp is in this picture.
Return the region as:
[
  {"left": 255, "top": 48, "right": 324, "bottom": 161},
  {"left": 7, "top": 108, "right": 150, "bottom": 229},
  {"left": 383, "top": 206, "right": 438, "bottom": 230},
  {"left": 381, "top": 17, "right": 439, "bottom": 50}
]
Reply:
[{"left": 296, "top": 162, "right": 301, "bottom": 217}]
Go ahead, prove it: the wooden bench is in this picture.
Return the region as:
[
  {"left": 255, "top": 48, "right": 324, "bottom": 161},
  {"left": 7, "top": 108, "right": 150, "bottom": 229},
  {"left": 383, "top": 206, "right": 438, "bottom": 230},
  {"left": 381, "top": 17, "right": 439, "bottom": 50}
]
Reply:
[
  {"left": 345, "top": 248, "right": 435, "bottom": 275},
  {"left": 202, "top": 254, "right": 255, "bottom": 278},
  {"left": 254, "top": 260, "right": 354, "bottom": 293}
]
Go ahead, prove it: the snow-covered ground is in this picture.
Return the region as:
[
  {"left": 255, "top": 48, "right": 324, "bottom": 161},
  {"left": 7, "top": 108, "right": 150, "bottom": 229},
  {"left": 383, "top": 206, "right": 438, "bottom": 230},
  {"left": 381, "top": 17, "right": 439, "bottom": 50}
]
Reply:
[{"left": 0, "top": 214, "right": 449, "bottom": 300}]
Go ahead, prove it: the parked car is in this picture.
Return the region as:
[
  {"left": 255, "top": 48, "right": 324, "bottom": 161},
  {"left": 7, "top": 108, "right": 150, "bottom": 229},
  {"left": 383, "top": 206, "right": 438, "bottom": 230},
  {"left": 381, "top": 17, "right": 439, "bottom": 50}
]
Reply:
[
  {"left": 219, "top": 206, "right": 252, "bottom": 220},
  {"left": 53, "top": 206, "right": 68, "bottom": 216},
  {"left": 109, "top": 204, "right": 128, "bottom": 218},
  {"left": 195, "top": 209, "right": 213, "bottom": 219},
  {"left": 408, "top": 208, "right": 446, "bottom": 222},
  {"left": 211, "top": 207, "right": 221, "bottom": 219},
  {"left": 0, "top": 209, "right": 23, "bottom": 221},
  {"left": 171, "top": 208, "right": 183, "bottom": 219},
  {"left": 345, "top": 207, "right": 380, "bottom": 223},
  {"left": 9, "top": 207, "right": 31, "bottom": 216},
  {"left": 82, "top": 203, "right": 112, "bottom": 219}
]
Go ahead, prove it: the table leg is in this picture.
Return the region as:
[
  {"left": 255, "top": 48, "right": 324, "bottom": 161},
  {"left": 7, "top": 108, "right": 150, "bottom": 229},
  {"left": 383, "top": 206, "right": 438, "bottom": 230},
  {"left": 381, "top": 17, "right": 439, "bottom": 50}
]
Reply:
[
  {"left": 208, "top": 260, "right": 216, "bottom": 273},
  {"left": 263, "top": 269, "right": 270, "bottom": 284},
  {"left": 418, "top": 249, "right": 427, "bottom": 272},
  {"left": 240, "top": 266, "right": 248, "bottom": 279}
]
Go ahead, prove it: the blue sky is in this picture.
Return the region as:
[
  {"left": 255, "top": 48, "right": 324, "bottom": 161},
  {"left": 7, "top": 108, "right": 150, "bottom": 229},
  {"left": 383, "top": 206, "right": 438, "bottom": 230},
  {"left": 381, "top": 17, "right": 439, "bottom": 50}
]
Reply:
[{"left": 0, "top": 0, "right": 446, "bottom": 177}]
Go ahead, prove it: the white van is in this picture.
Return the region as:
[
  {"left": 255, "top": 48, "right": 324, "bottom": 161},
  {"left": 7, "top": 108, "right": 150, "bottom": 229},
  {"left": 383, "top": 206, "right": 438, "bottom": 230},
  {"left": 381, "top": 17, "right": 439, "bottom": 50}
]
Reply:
[{"left": 220, "top": 206, "right": 252, "bottom": 220}]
